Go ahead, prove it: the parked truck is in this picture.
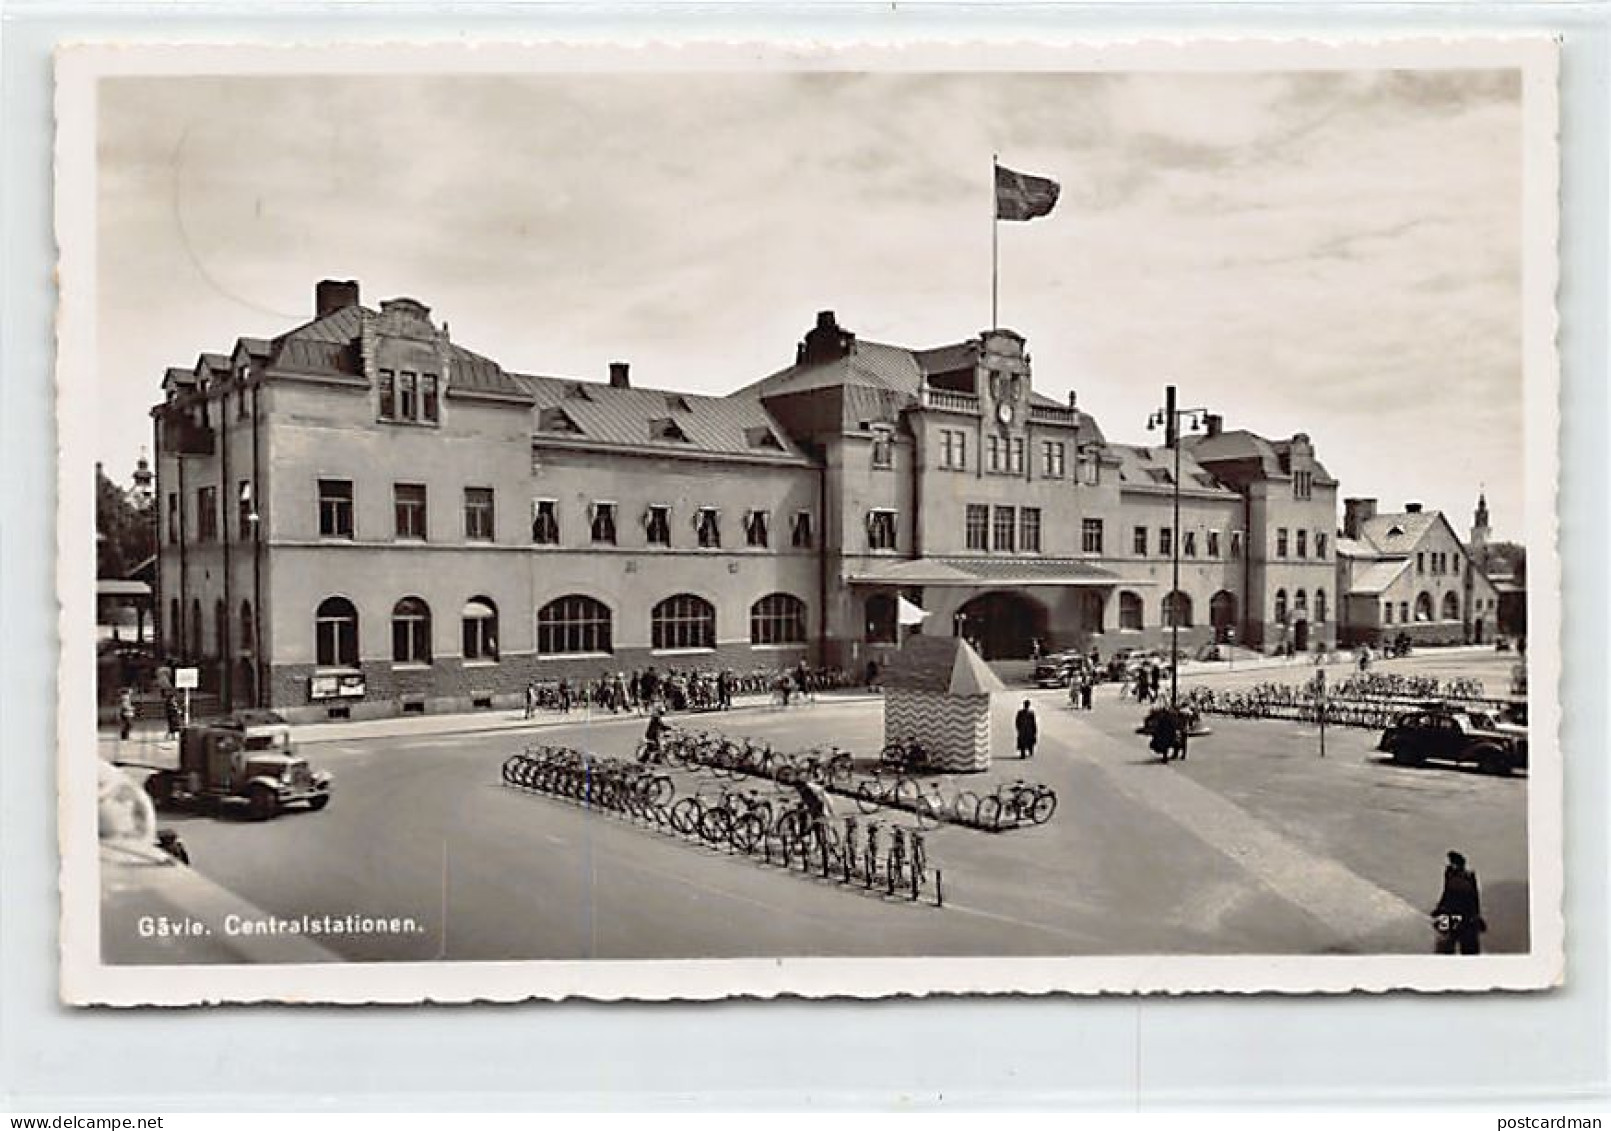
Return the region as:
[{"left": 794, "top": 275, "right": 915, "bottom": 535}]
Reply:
[{"left": 143, "top": 711, "right": 332, "bottom": 820}]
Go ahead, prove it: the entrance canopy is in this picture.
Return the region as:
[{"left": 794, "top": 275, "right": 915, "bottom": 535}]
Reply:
[{"left": 847, "top": 557, "right": 1142, "bottom": 587}]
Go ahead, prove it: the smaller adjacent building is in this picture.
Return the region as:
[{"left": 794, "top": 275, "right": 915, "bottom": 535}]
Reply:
[{"left": 1334, "top": 497, "right": 1503, "bottom": 646}]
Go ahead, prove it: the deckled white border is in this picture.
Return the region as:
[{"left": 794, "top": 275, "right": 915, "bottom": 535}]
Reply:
[{"left": 55, "top": 37, "right": 1563, "bottom": 1006}]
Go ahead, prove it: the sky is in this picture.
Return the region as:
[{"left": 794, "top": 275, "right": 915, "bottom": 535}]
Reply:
[{"left": 97, "top": 68, "right": 1527, "bottom": 541}]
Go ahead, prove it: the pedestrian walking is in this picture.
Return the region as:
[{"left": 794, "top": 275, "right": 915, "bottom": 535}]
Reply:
[
  {"left": 117, "top": 688, "right": 135, "bottom": 741},
  {"left": 1147, "top": 663, "right": 1162, "bottom": 703},
  {"left": 1432, "top": 850, "right": 1486, "bottom": 955},
  {"left": 1133, "top": 668, "right": 1149, "bottom": 703},
  {"left": 558, "top": 678, "right": 573, "bottom": 713},
  {"left": 717, "top": 669, "right": 734, "bottom": 710},
  {"left": 1068, "top": 678, "right": 1082, "bottom": 711},
  {"left": 639, "top": 705, "right": 669, "bottom": 764},
  {"left": 1015, "top": 699, "right": 1038, "bottom": 760},
  {"left": 163, "top": 690, "right": 183, "bottom": 739},
  {"left": 524, "top": 680, "right": 538, "bottom": 720},
  {"left": 1080, "top": 673, "right": 1094, "bottom": 711}
]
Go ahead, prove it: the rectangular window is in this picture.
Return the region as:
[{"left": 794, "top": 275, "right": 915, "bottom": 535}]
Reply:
[
  {"left": 1230, "top": 530, "right": 1243, "bottom": 558},
  {"left": 464, "top": 487, "right": 495, "bottom": 541},
  {"left": 992, "top": 506, "right": 1016, "bottom": 552},
  {"left": 965, "top": 504, "right": 989, "bottom": 551},
  {"left": 696, "top": 507, "right": 722, "bottom": 549},
  {"left": 1010, "top": 437, "right": 1025, "bottom": 474},
  {"left": 867, "top": 510, "right": 898, "bottom": 551},
  {"left": 1400, "top": 601, "right": 1409, "bottom": 623},
  {"left": 1020, "top": 507, "right": 1042, "bottom": 553},
  {"left": 744, "top": 509, "right": 770, "bottom": 548},
  {"left": 987, "top": 435, "right": 1003, "bottom": 473},
  {"left": 394, "top": 483, "right": 427, "bottom": 540},
  {"left": 791, "top": 510, "right": 813, "bottom": 549},
  {"left": 421, "top": 375, "right": 440, "bottom": 423},
  {"left": 1207, "top": 530, "right": 1221, "bottom": 558},
  {"left": 1417, "top": 551, "right": 1425, "bottom": 574},
  {"left": 590, "top": 501, "right": 618, "bottom": 545},
  {"left": 1276, "top": 528, "right": 1289, "bottom": 558},
  {"left": 1384, "top": 602, "right": 1394, "bottom": 624},
  {"left": 1041, "top": 441, "right": 1066, "bottom": 479},
  {"left": 1297, "top": 530, "right": 1308, "bottom": 559},
  {"left": 378, "top": 370, "right": 396, "bottom": 420},
  {"left": 646, "top": 505, "right": 671, "bottom": 547},
  {"left": 1316, "top": 532, "right": 1328, "bottom": 560},
  {"left": 237, "top": 387, "right": 249, "bottom": 421},
  {"left": 532, "top": 499, "right": 559, "bottom": 545},
  {"left": 399, "top": 373, "right": 418, "bottom": 422},
  {"left": 196, "top": 486, "right": 218, "bottom": 543},
  {"left": 318, "top": 479, "right": 353, "bottom": 539},
  {"left": 1133, "top": 526, "right": 1148, "bottom": 556},
  {"left": 238, "top": 480, "right": 253, "bottom": 540},
  {"left": 871, "top": 433, "right": 894, "bottom": 469},
  {"left": 940, "top": 429, "right": 967, "bottom": 470},
  {"left": 1183, "top": 530, "right": 1197, "bottom": 558},
  {"left": 1293, "top": 470, "right": 1312, "bottom": 499},
  {"left": 1082, "top": 518, "right": 1104, "bottom": 555},
  {"left": 167, "top": 492, "right": 179, "bottom": 544},
  {"left": 1159, "top": 527, "right": 1173, "bottom": 557}
]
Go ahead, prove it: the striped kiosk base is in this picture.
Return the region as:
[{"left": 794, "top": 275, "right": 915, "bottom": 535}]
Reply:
[{"left": 884, "top": 688, "right": 991, "bottom": 773}]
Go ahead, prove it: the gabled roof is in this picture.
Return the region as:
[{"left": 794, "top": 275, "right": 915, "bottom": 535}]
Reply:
[
  {"left": 522, "top": 376, "right": 812, "bottom": 462},
  {"left": 1357, "top": 511, "right": 1440, "bottom": 554},
  {"left": 739, "top": 339, "right": 927, "bottom": 400},
  {"left": 1183, "top": 428, "right": 1337, "bottom": 484},
  {"left": 880, "top": 633, "right": 1005, "bottom": 696},
  {"left": 1347, "top": 558, "right": 1411, "bottom": 595}
]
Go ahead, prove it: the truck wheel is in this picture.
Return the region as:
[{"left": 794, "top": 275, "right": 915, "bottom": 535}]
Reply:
[
  {"left": 247, "top": 784, "right": 277, "bottom": 821},
  {"left": 144, "top": 773, "right": 174, "bottom": 809},
  {"left": 308, "top": 794, "right": 330, "bottom": 812}
]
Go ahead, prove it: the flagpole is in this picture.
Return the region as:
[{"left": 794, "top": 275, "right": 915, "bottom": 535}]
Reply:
[{"left": 991, "top": 153, "right": 999, "bottom": 330}]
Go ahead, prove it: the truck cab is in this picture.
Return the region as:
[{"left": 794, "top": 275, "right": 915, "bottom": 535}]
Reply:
[{"left": 145, "top": 712, "right": 332, "bottom": 820}]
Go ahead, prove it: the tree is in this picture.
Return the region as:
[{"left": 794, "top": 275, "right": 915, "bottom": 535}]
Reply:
[
  {"left": 95, "top": 463, "right": 154, "bottom": 578},
  {"left": 1482, "top": 540, "right": 1527, "bottom": 585}
]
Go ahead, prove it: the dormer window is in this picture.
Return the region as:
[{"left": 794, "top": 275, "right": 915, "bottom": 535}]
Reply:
[
  {"left": 565, "top": 383, "right": 593, "bottom": 402},
  {"left": 379, "top": 368, "right": 442, "bottom": 425},
  {"left": 651, "top": 417, "right": 690, "bottom": 443},
  {"left": 539, "top": 407, "right": 583, "bottom": 433},
  {"left": 745, "top": 426, "right": 783, "bottom": 451},
  {"left": 666, "top": 394, "right": 692, "bottom": 413}
]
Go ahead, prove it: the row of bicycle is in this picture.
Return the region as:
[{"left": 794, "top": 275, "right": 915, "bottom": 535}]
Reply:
[
  {"left": 1180, "top": 686, "right": 1475, "bottom": 730},
  {"left": 501, "top": 745, "right": 938, "bottom": 900},
  {"left": 655, "top": 727, "right": 1059, "bottom": 831}
]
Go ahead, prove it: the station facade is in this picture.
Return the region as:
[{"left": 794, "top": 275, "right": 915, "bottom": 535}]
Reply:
[{"left": 154, "top": 280, "right": 1350, "bottom": 721}]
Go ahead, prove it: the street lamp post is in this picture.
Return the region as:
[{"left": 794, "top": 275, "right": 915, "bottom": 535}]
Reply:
[{"left": 1147, "top": 384, "right": 1210, "bottom": 712}]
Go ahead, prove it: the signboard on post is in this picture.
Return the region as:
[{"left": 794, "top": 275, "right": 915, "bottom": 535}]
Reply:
[{"left": 173, "top": 667, "right": 198, "bottom": 690}]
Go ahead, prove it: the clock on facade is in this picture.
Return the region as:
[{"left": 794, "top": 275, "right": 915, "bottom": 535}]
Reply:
[{"left": 996, "top": 401, "right": 1014, "bottom": 425}]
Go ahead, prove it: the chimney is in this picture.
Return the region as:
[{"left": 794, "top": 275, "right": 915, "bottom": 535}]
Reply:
[
  {"left": 1066, "top": 390, "right": 1079, "bottom": 410},
  {"left": 1343, "top": 497, "right": 1378, "bottom": 540},
  {"left": 799, "top": 310, "right": 855, "bottom": 366},
  {"left": 1405, "top": 501, "right": 1423, "bottom": 514},
  {"left": 315, "top": 279, "right": 361, "bottom": 317},
  {"left": 609, "top": 361, "right": 631, "bottom": 389},
  {"left": 1204, "top": 413, "right": 1223, "bottom": 438}
]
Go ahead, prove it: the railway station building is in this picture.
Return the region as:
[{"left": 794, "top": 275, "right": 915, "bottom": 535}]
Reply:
[{"left": 153, "top": 280, "right": 1345, "bottom": 721}]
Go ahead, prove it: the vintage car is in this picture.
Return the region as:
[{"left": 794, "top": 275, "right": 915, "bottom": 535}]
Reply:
[
  {"left": 1377, "top": 705, "right": 1528, "bottom": 775},
  {"left": 1032, "top": 651, "right": 1089, "bottom": 688}
]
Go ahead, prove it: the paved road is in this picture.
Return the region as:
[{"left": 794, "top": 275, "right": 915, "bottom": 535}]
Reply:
[{"left": 110, "top": 649, "right": 1528, "bottom": 963}]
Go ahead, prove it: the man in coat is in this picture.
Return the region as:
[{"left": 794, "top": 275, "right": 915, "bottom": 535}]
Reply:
[
  {"left": 1015, "top": 700, "right": 1038, "bottom": 760},
  {"left": 1432, "top": 850, "right": 1486, "bottom": 954}
]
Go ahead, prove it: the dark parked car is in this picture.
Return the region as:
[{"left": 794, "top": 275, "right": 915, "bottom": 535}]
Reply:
[
  {"left": 1033, "top": 651, "right": 1088, "bottom": 688},
  {"left": 1377, "top": 706, "right": 1528, "bottom": 775}
]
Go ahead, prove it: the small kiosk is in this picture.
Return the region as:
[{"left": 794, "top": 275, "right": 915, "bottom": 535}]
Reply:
[{"left": 880, "top": 634, "right": 1005, "bottom": 773}]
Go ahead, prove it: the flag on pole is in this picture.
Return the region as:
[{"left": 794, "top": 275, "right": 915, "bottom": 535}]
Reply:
[{"left": 995, "top": 163, "right": 1060, "bottom": 222}]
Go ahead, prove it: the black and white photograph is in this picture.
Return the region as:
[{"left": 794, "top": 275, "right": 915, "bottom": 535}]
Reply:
[{"left": 57, "top": 38, "right": 1562, "bottom": 1004}]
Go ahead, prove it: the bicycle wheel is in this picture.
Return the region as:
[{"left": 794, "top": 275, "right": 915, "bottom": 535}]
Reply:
[
  {"left": 647, "top": 775, "right": 674, "bottom": 807},
  {"left": 827, "top": 754, "right": 855, "bottom": 789},
  {"left": 952, "top": 790, "right": 981, "bottom": 825},
  {"left": 976, "top": 795, "right": 1003, "bottom": 829},
  {"left": 730, "top": 813, "right": 763, "bottom": 853},
  {"left": 1030, "top": 789, "right": 1058, "bottom": 825},
  {"left": 854, "top": 781, "right": 883, "bottom": 814},
  {"left": 915, "top": 801, "right": 940, "bottom": 831},
  {"left": 670, "top": 797, "right": 702, "bottom": 837},
  {"left": 699, "top": 806, "right": 734, "bottom": 845},
  {"left": 892, "top": 777, "right": 921, "bottom": 811}
]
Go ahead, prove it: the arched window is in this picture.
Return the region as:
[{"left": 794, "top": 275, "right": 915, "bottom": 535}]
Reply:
[
  {"left": 1442, "top": 591, "right": 1459, "bottom": 621},
  {"left": 1415, "top": 592, "right": 1434, "bottom": 622},
  {"left": 214, "top": 598, "right": 228, "bottom": 658},
  {"left": 392, "top": 597, "right": 432, "bottom": 664},
  {"left": 1119, "top": 591, "right": 1144, "bottom": 631},
  {"left": 1293, "top": 589, "right": 1308, "bottom": 619},
  {"left": 462, "top": 597, "right": 499, "bottom": 661},
  {"left": 750, "top": 592, "right": 806, "bottom": 645},
  {"left": 1162, "top": 590, "right": 1193, "bottom": 628},
  {"left": 865, "top": 593, "right": 897, "bottom": 644},
  {"left": 1314, "top": 589, "right": 1328, "bottom": 625},
  {"left": 653, "top": 593, "right": 716, "bottom": 650},
  {"left": 240, "top": 600, "right": 255, "bottom": 655},
  {"left": 537, "top": 595, "right": 612, "bottom": 656},
  {"left": 315, "top": 596, "right": 359, "bottom": 668},
  {"left": 1274, "top": 589, "right": 1288, "bottom": 626}
]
